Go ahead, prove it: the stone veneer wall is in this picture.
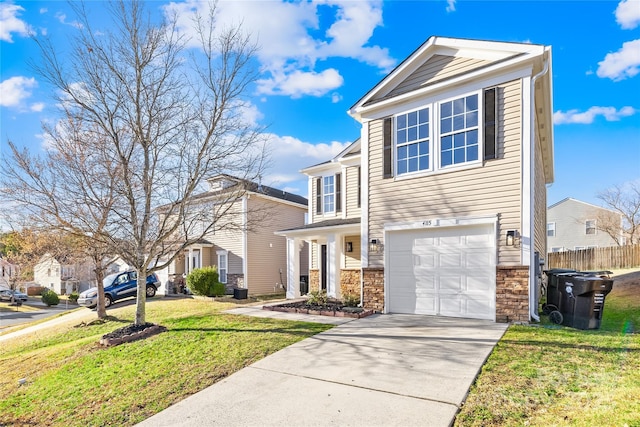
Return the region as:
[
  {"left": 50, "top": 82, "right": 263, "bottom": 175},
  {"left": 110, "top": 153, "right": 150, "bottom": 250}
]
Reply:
[
  {"left": 362, "top": 268, "right": 384, "bottom": 312},
  {"left": 340, "top": 269, "right": 360, "bottom": 298},
  {"left": 225, "top": 274, "right": 244, "bottom": 293},
  {"left": 309, "top": 269, "right": 320, "bottom": 293},
  {"left": 496, "top": 266, "right": 530, "bottom": 323}
]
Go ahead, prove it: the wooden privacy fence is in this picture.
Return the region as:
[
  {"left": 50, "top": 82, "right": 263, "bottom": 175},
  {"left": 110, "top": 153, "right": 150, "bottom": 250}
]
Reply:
[{"left": 547, "top": 244, "right": 640, "bottom": 271}]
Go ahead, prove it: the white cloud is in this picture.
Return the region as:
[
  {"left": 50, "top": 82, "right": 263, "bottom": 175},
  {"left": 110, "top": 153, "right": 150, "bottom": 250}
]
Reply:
[
  {"left": 553, "top": 106, "right": 636, "bottom": 124},
  {"left": 596, "top": 39, "right": 640, "bottom": 81},
  {"left": 163, "top": 0, "right": 394, "bottom": 98},
  {"left": 30, "top": 102, "right": 45, "bottom": 112},
  {"left": 615, "top": 0, "right": 640, "bottom": 29},
  {"left": 256, "top": 68, "right": 344, "bottom": 98},
  {"left": 0, "top": 2, "right": 34, "bottom": 42},
  {"left": 261, "top": 133, "right": 352, "bottom": 195},
  {"left": 446, "top": 0, "right": 457, "bottom": 12},
  {"left": 331, "top": 92, "right": 343, "bottom": 103},
  {"left": 39, "top": 8, "right": 47, "bottom": 14},
  {"left": 55, "top": 12, "right": 83, "bottom": 30},
  {"left": 0, "top": 76, "right": 37, "bottom": 108}
]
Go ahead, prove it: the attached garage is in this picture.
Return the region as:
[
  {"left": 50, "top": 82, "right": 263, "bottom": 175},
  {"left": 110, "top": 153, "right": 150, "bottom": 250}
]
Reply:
[{"left": 386, "top": 223, "right": 496, "bottom": 320}]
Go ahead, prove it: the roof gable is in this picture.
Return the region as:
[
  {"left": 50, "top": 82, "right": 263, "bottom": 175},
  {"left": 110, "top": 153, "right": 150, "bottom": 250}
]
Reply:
[{"left": 350, "top": 36, "right": 546, "bottom": 115}]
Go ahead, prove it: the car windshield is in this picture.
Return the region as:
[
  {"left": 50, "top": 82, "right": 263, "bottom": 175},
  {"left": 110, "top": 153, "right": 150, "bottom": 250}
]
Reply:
[{"left": 103, "top": 272, "right": 120, "bottom": 287}]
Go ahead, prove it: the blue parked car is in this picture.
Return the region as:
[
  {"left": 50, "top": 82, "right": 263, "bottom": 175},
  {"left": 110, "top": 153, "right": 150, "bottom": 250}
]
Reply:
[{"left": 78, "top": 270, "right": 159, "bottom": 308}]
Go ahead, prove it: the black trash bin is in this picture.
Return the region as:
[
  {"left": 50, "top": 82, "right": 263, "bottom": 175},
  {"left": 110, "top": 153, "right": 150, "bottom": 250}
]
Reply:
[
  {"left": 557, "top": 273, "right": 614, "bottom": 330},
  {"left": 300, "top": 275, "right": 309, "bottom": 295},
  {"left": 543, "top": 269, "right": 578, "bottom": 323},
  {"left": 233, "top": 287, "right": 248, "bottom": 300}
]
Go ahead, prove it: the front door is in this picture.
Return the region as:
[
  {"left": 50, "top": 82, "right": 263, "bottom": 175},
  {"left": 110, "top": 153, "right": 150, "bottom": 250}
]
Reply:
[{"left": 321, "top": 244, "right": 327, "bottom": 291}]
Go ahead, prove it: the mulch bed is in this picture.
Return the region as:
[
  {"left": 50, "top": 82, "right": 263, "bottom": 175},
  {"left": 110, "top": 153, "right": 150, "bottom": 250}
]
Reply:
[
  {"left": 263, "top": 300, "right": 375, "bottom": 319},
  {"left": 100, "top": 323, "right": 167, "bottom": 347}
]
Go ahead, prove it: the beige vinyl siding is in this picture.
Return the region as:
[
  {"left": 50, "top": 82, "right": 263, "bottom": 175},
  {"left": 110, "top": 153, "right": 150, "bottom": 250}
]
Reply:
[
  {"left": 534, "top": 133, "right": 547, "bottom": 257},
  {"left": 368, "top": 79, "right": 523, "bottom": 267},
  {"left": 210, "top": 228, "right": 243, "bottom": 274},
  {"left": 343, "top": 235, "right": 361, "bottom": 269},
  {"left": 384, "top": 55, "right": 491, "bottom": 101},
  {"left": 345, "top": 166, "right": 361, "bottom": 219},
  {"left": 246, "top": 197, "right": 306, "bottom": 295}
]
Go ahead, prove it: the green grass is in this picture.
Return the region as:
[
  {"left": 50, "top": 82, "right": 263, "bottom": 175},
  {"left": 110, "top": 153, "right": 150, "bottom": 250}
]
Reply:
[
  {"left": 456, "top": 273, "right": 640, "bottom": 427},
  {"left": 0, "top": 299, "right": 332, "bottom": 426}
]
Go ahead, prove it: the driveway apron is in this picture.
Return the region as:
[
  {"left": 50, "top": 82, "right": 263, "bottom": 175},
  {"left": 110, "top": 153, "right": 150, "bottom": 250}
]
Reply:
[{"left": 137, "top": 313, "right": 508, "bottom": 427}]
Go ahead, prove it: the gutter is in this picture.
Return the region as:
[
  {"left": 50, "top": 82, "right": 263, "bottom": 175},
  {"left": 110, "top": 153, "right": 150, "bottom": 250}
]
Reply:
[{"left": 528, "top": 51, "right": 550, "bottom": 323}]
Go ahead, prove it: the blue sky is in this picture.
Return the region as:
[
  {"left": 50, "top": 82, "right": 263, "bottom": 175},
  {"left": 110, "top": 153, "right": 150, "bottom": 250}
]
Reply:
[{"left": 1, "top": 0, "right": 639, "bottom": 208}]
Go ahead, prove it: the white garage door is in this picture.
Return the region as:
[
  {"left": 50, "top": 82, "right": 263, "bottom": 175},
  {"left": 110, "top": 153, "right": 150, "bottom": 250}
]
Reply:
[{"left": 387, "top": 224, "right": 496, "bottom": 320}]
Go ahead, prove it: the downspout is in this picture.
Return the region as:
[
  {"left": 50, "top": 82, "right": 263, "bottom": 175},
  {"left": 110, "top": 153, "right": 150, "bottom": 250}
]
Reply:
[{"left": 528, "top": 51, "right": 549, "bottom": 322}]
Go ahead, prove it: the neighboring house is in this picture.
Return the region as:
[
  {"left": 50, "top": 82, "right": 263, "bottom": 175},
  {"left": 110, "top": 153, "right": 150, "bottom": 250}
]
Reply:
[
  {"left": 0, "top": 257, "right": 19, "bottom": 290},
  {"left": 547, "top": 198, "right": 622, "bottom": 252},
  {"left": 278, "top": 36, "right": 554, "bottom": 323},
  {"left": 33, "top": 254, "right": 96, "bottom": 294},
  {"left": 163, "top": 175, "right": 308, "bottom": 296}
]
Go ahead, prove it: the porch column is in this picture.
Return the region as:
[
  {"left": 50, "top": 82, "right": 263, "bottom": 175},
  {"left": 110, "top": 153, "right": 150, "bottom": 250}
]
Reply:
[
  {"left": 327, "top": 234, "right": 341, "bottom": 298},
  {"left": 286, "top": 237, "right": 301, "bottom": 299}
]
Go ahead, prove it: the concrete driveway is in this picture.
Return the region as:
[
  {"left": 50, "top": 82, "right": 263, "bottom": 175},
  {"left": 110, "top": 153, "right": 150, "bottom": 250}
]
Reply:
[{"left": 137, "top": 313, "right": 508, "bottom": 427}]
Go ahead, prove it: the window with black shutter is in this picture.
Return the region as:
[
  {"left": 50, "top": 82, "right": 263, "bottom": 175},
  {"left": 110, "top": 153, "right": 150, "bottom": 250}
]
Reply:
[
  {"left": 335, "top": 173, "right": 342, "bottom": 212},
  {"left": 315, "top": 177, "right": 322, "bottom": 214},
  {"left": 383, "top": 117, "right": 393, "bottom": 178},
  {"left": 484, "top": 87, "right": 497, "bottom": 160}
]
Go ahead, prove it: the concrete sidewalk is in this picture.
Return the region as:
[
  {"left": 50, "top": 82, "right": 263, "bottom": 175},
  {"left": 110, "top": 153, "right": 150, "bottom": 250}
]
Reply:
[{"left": 137, "top": 312, "right": 508, "bottom": 427}]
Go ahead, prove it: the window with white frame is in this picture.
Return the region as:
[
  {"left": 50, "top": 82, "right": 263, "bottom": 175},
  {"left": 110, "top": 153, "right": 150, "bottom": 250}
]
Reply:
[
  {"left": 551, "top": 247, "right": 563, "bottom": 252},
  {"left": 585, "top": 220, "right": 596, "bottom": 235},
  {"left": 390, "top": 89, "right": 489, "bottom": 177},
  {"left": 575, "top": 246, "right": 586, "bottom": 251},
  {"left": 440, "top": 94, "right": 479, "bottom": 167},
  {"left": 217, "top": 250, "right": 228, "bottom": 284},
  {"left": 396, "top": 107, "right": 431, "bottom": 174},
  {"left": 323, "top": 175, "right": 335, "bottom": 213},
  {"left": 547, "top": 222, "right": 556, "bottom": 237}
]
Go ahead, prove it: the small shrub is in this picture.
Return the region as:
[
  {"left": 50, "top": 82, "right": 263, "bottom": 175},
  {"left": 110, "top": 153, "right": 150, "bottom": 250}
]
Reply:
[
  {"left": 41, "top": 289, "right": 60, "bottom": 306},
  {"left": 69, "top": 292, "right": 79, "bottom": 303},
  {"left": 341, "top": 291, "right": 360, "bottom": 307},
  {"left": 306, "top": 290, "right": 328, "bottom": 306},
  {"left": 186, "top": 266, "right": 225, "bottom": 297}
]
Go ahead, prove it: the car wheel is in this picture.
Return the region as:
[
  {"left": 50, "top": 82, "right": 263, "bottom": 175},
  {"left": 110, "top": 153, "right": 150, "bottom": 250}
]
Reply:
[
  {"left": 104, "top": 295, "right": 113, "bottom": 308},
  {"left": 146, "top": 286, "right": 156, "bottom": 298}
]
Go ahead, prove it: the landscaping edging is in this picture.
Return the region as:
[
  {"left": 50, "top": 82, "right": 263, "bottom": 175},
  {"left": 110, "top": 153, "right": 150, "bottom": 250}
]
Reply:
[
  {"left": 263, "top": 304, "right": 375, "bottom": 319},
  {"left": 99, "top": 324, "right": 167, "bottom": 347}
]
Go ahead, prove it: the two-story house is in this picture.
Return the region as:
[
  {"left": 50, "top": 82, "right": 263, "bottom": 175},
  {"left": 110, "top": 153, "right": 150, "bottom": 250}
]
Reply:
[
  {"left": 0, "top": 257, "right": 19, "bottom": 290},
  {"left": 163, "top": 175, "right": 309, "bottom": 296},
  {"left": 279, "top": 36, "right": 554, "bottom": 323},
  {"left": 33, "top": 253, "right": 96, "bottom": 294},
  {"left": 547, "top": 198, "right": 622, "bottom": 252}
]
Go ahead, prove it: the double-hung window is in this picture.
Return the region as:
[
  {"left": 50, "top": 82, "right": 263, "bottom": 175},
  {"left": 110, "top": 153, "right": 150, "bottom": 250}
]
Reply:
[
  {"left": 396, "top": 107, "right": 430, "bottom": 174},
  {"left": 547, "top": 222, "right": 556, "bottom": 237},
  {"left": 585, "top": 220, "right": 596, "bottom": 235},
  {"left": 323, "top": 176, "right": 335, "bottom": 213},
  {"left": 217, "top": 250, "right": 228, "bottom": 284},
  {"left": 388, "top": 89, "right": 491, "bottom": 178},
  {"left": 440, "top": 94, "right": 479, "bottom": 168}
]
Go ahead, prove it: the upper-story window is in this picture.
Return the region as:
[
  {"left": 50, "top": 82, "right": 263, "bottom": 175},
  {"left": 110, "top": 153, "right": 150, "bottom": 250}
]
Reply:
[
  {"left": 440, "top": 95, "right": 479, "bottom": 167},
  {"left": 316, "top": 174, "right": 341, "bottom": 215},
  {"left": 585, "top": 220, "right": 596, "bottom": 235},
  {"left": 396, "top": 107, "right": 430, "bottom": 174},
  {"left": 547, "top": 222, "right": 556, "bottom": 237},
  {"left": 323, "top": 176, "right": 335, "bottom": 213},
  {"left": 387, "top": 88, "right": 495, "bottom": 178}
]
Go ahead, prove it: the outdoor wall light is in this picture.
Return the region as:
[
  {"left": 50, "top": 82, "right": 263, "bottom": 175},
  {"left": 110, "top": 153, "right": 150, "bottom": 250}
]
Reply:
[
  {"left": 506, "top": 230, "right": 520, "bottom": 247},
  {"left": 369, "top": 238, "right": 383, "bottom": 253},
  {"left": 345, "top": 241, "right": 353, "bottom": 253}
]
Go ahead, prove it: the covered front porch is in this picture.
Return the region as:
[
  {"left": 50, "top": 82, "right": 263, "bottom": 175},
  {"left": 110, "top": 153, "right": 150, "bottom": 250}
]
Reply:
[{"left": 277, "top": 218, "right": 361, "bottom": 301}]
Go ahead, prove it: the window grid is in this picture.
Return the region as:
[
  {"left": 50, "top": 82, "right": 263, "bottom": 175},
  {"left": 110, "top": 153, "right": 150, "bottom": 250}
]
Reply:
[
  {"left": 586, "top": 220, "right": 596, "bottom": 235},
  {"left": 218, "top": 253, "right": 228, "bottom": 283},
  {"left": 323, "top": 176, "right": 335, "bottom": 213},
  {"left": 440, "top": 95, "right": 479, "bottom": 167},
  {"left": 395, "top": 107, "right": 430, "bottom": 175},
  {"left": 547, "top": 222, "right": 556, "bottom": 237}
]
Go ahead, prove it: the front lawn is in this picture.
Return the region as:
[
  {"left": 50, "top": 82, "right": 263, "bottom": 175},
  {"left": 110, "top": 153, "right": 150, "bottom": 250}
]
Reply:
[
  {"left": 456, "top": 270, "right": 640, "bottom": 426},
  {"left": 0, "top": 299, "right": 332, "bottom": 426}
]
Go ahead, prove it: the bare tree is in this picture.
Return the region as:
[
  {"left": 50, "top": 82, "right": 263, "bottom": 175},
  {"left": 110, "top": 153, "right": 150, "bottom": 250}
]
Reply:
[
  {"left": 2, "top": 1, "right": 266, "bottom": 325},
  {"left": 597, "top": 181, "right": 640, "bottom": 245}
]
